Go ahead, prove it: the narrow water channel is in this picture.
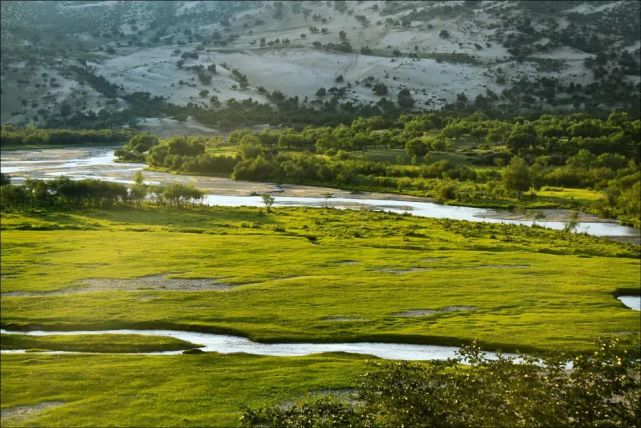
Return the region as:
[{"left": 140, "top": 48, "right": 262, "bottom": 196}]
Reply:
[
  {"left": 1, "top": 329, "right": 487, "bottom": 360},
  {"left": 2, "top": 295, "right": 637, "bottom": 358}
]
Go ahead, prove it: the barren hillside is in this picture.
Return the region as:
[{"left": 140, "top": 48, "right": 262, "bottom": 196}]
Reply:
[{"left": 1, "top": 1, "right": 639, "bottom": 131}]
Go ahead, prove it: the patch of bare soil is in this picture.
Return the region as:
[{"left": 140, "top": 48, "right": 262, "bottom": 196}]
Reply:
[
  {"left": 378, "top": 267, "right": 431, "bottom": 274},
  {"left": 80, "top": 274, "right": 233, "bottom": 291},
  {"left": 1, "top": 274, "right": 234, "bottom": 296},
  {"left": 320, "top": 316, "right": 366, "bottom": 322},
  {"left": 1, "top": 402, "right": 65, "bottom": 422},
  {"left": 468, "top": 264, "right": 530, "bottom": 269},
  {"left": 608, "top": 236, "right": 641, "bottom": 246},
  {"left": 278, "top": 388, "right": 359, "bottom": 409},
  {"left": 334, "top": 260, "right": 359, "bottom": 265},
  {"left": 476, "top": 208, "right": 611, "bottom": 223},
  {"left": 394, "top": 306, "right": 475, "bottom": 317},
  {"left": 376, "top": 264, "right": 529, "bottom": 275}
]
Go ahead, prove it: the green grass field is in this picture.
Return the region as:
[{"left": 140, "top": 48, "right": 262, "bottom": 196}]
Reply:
[
  {"left": 1, "top": 353, "right": 367, "bottom": 427},
  {"left": 1, "top": 205, "right": 639, "bottom": 426},
  {"left": 0, "top": 334, "right": 199, "bottom": 353},
  {"left": 1, "top": 206, "right": 638, "bottom": 351}
]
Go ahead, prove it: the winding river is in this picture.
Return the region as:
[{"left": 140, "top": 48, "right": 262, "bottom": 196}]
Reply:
[
  {"left": 1, "top": 296, "right": 637, "bottom": 358},
  {"left": 2, "top": 146, "right": 639, "bottom": 238},
  {"left": 0, "top": 329, "right": 510, "bottom": 360},
  {"left": 1, "top": 296, "right": 638, "bottom": 358}
]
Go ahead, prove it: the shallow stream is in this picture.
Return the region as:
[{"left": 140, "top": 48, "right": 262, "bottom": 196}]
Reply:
[{"left": 0, "top": 329, "right": 502, "bottom": 360}]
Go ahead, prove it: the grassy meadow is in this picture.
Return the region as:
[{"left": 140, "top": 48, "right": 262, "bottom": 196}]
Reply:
[
  {"left": 0, "top": 334, "right": 199, "bottom": 353},
  {"left": 1, "top": 353, "right": 366, "bottom": 427},
  {"left": 1, "top": 206, "right": 639, "bottom": 351},
  {"left": 1, "top": 204, "right": 639, "bottom": 426}
]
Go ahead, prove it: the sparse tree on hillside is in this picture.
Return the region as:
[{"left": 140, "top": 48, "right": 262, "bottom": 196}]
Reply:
[
  {"left": 334, "top": 1, "right": 347, "bottom": 13},
  {"left": 397, "top": 88, "right": 415, "bottom": 109},
  {"left": 373, "top": 83, "right": 388, "bottom": 96}
]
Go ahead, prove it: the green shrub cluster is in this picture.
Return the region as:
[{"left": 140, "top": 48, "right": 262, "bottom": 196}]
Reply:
[
  {"left": 0, "top": 125, "right": 129, "bottom": 146},
  {"left": 0, "top": 176, "right": 203, "bottom": 209},
  {"left": 243, "top": 338, "right": 641, "bottom": 428}
]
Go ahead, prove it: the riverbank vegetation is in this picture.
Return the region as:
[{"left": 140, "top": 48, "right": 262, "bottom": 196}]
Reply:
[
  {"left": 0, "top": 175, "right": 203, "bottom": 209},
  {"left": 114, "top": 112, "right": 641, "bottom": 226},
  {"left": 0, "top": 125, "right": 130, "bottom": 148}
]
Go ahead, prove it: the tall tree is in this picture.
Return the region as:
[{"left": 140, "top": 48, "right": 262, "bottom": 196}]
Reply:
[{"left": 502, "top": 157, "right": 531, "bottom": 199}]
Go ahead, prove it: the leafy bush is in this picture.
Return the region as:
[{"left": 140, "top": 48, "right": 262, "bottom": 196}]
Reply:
[{"left": 242, "top": 338, "right": 641, "bottom": 428}]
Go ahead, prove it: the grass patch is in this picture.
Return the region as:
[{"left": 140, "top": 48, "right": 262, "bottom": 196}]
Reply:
[
  {"left": 1, "top": 353, "right": 366, "bottom": 427},
  {"left": 0, "top": 334, "right": 199, "bottom": 353},
  {"left": 1, "top": 205, "right": 639, "bottom": 354}
]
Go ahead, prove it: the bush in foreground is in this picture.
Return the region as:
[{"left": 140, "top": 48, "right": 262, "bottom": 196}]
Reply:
[{"left": 241, "top": 338, "right": 640, "bottom": 428}]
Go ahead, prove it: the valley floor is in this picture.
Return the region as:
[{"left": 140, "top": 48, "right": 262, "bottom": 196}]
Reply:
[{"left": 1, "top": 205, "right": 639, "bottom": 426}]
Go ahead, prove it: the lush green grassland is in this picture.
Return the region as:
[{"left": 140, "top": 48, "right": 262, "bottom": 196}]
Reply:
[
  {"left": 1, "top": 205, "right": 639, "bottom": 427},
  {"left": 1, "top": 353, "right": 366, "bottom": 427},
  {"left": 0, "top": 334, "right": 199, "bottom": 353},
  {"left": 1, "top": 206, "right": 639, "bottom": 353}
]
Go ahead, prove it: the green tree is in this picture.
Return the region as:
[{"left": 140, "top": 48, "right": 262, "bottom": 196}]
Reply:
[
  {"left": 502, "top": 157, "right": 531, "bottom": 198},
  {"left": 238, "top": 141, "right": 263, "bottom": 160},
  {"left": 261, "top": 193, "right": 275, "bottom": 213},
  {"left": 506, "top": 130, "right": 536, "bottom": 156},
  {"left": 130, "top": 171, "right": 147, "bottom": 205},
  {"left": 564, "top": 210, "right": 580, "bottom": 244},
  {"left": 405, "top": 138, "right": 429, "bottom": 159}
]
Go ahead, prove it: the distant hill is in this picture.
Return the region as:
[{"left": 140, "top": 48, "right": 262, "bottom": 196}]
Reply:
[{"left": 1, "top": 0, "right": 639, "bottom": 130}]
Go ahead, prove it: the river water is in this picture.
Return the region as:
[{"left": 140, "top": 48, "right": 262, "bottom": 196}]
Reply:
[
  {"left": 618, "top": 295, "right": 641, "bottom": 311},
  {"left": 1, "top": 146, "right": 639, "bottom": 238},
  {"left": 0, "top": 328, "right": 509, "bottom": 360}
]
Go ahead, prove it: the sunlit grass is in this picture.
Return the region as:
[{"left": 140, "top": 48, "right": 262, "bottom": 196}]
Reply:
[
  {"left": 1, "top": 353, "right": 366, "bottom": 427},
  {"left": 0, "top": 334, "right": 198, "bottom": 353},
  {"left": 1, "top": 206, "right": 638, "bottom": 353}
]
